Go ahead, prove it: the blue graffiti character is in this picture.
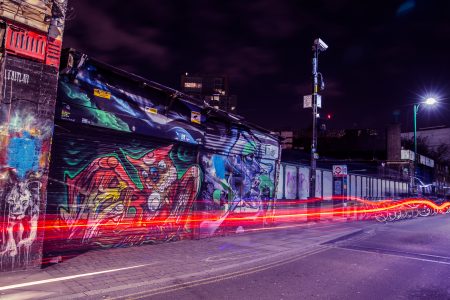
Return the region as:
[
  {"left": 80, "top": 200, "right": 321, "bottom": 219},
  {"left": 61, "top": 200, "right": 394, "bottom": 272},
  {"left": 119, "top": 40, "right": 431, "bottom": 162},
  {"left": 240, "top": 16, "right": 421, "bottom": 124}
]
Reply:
[{"left": 7, "top": 131, "right": 41, "bottom": 179}]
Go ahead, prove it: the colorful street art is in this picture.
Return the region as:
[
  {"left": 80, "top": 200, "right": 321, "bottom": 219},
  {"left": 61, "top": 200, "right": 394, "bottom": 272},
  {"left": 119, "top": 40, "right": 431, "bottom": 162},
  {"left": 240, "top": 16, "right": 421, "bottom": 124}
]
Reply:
[
  {"left": 57, "top": 54, "right": 203, "bottom": 144},
  {"left": 45, "top": 128, "right": 202, "bottom": 251},
  {"left": 0, "top": 56, "right": 59, "bottom": 270},
  {"left": 0, "top": 100, "right": 54, "bottom": 269},
  {"left": 46, "top": 50, "right": 281, "bottom": 246},
  {"left": 0, "top": 0, "right": 68, "bottom": 271},
  {"left": 198, "top": 126, "right": 278, "bottom": 236}
]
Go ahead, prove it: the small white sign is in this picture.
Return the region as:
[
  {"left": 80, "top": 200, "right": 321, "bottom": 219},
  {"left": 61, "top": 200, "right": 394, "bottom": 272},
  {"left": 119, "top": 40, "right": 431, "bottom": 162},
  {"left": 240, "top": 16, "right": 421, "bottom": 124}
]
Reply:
[
  {"left": 303, "top": 95, "right": 312, "bottom": 108},
  {"left": 303, "top": 94, "right": 322, "bottom": 108}
]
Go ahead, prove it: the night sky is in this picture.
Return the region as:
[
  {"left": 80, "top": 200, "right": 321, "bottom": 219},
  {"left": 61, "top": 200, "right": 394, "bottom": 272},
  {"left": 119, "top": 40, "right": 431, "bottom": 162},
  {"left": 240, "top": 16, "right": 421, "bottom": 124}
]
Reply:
[{"left": 63, "top": 0, "right": 450, "bottom": 132}]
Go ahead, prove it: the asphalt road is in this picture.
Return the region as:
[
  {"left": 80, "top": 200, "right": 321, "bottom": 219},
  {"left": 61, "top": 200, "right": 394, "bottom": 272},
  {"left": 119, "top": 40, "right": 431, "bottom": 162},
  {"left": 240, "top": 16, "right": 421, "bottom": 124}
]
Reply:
[{"left": 145, "top": 215, "right": 450, "bottom": 300}]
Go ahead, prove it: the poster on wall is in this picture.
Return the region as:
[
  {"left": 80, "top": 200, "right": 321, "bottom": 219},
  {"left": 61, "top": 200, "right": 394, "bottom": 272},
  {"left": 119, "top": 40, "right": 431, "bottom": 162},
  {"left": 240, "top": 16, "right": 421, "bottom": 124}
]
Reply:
[
  {"left": 315, "top": 170, "right": 322, "bottom": 198},
  {"left": 350, "top": 175, "right": 357, "bottom": 198},
  {"left": 371, "top": 178, "right": 376, "bottom": 198},
  {"left": 323, "top": 171, "right": 333, "bottom": 199},
  {"left": 362, "top": 177, "right": 367, "bottom": 198},
  {"left": 276, "top": 164, "right": 284, "bottom": 199},
  {"left": 284, "top": 165, "right": 297, "bottom": 199},
  {"left": 298, "top": 167, "right": 309, "bottom": 200},
  {"left": 356, "top": 176, "right": 362, "bottom": 198}
]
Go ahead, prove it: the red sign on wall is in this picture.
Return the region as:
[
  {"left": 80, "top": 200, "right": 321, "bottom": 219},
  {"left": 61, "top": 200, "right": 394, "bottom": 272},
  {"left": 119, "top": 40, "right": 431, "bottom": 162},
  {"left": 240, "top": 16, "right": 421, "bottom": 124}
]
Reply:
[
  {"left": 5, "top": 24, "right": 47, "bottom": 62},
  {"left": 332, "top": 165, "right": 348, "bottom": 177}
]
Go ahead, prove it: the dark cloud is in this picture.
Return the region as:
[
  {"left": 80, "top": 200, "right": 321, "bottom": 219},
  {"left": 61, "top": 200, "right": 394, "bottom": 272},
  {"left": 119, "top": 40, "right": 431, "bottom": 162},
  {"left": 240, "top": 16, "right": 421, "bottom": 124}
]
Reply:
[
  {"left": 200, "top": 46, "right": 279, "bottom": 82},
  {"left": 64, "top": 1, "right": 171, "bottom": 70}
]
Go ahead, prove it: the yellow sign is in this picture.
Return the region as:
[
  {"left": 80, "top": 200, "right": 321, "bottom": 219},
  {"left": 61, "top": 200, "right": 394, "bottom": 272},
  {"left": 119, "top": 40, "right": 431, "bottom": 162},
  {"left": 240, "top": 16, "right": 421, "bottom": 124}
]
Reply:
[
  {"left": 145, "top": 107, "right": 158, "bottom": 114},
  {"left": 61, "top": 110, "right": 70, "bottom": 118},
  {"left": 191, "top": 111, "right": 201, "bottom": 124},
  {"left": 94, "top": 89, "right": 111, "bottom": 99}
]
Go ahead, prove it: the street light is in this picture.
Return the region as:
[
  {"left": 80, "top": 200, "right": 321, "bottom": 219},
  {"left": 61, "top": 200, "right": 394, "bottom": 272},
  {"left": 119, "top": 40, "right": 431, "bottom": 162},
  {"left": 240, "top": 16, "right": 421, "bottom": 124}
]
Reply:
[
  {"left": 412, "top": 97, "right": 438, "bottom": 194},
  {"left": 305, "top": 38, "right": 328, "bottom": 220}
]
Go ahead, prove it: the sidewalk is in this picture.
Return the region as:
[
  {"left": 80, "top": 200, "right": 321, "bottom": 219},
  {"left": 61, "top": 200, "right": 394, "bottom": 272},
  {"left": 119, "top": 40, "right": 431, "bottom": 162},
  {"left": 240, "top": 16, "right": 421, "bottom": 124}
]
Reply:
[{"left": 0, "top": 220, "right": 376, "bottom": 300}]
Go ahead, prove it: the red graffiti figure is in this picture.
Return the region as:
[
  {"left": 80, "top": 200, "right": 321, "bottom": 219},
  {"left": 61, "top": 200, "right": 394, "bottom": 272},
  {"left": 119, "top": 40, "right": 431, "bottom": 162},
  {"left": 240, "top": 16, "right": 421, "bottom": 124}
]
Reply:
[{"left": 59, "top": 145, "right": 200, "bottom": 246}]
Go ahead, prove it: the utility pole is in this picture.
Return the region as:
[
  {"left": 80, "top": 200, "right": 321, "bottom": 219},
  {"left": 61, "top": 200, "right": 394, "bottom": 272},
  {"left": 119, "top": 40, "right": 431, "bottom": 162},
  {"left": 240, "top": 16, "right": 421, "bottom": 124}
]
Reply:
[{"left": 305, "top": 38, "right": 328, "bottom": 221}]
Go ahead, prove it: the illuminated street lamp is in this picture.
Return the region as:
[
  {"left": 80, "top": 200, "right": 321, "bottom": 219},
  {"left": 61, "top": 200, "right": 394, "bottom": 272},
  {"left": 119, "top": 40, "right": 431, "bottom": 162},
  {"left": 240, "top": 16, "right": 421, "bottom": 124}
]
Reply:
[{"left": 412, "top": 97, "right": 438, "bottom": 194}]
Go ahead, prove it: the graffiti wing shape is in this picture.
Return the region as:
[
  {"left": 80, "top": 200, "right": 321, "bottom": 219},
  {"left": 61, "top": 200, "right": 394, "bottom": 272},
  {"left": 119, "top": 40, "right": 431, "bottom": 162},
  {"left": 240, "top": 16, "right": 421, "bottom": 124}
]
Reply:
[{"left": 60, "top": 156, "right": 138, "bottom": 242}]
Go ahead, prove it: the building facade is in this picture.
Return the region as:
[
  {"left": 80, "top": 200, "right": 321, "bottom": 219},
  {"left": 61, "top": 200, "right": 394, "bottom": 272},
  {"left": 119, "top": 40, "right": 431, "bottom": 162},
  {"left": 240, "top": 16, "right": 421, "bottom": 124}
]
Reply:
[{"left": 181, "top": 73, "right": 237, "bottom": 112}]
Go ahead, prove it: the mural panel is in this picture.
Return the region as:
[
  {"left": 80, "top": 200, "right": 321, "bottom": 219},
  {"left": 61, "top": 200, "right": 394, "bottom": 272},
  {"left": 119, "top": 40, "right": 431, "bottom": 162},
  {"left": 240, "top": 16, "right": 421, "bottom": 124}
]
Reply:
[
  {"left": 315, "top": 170, "right": 322, "bottom": 198},
  {"left": 298, "top": 167, "right": 309, "bottom": 200},
  {"left": 350, "top": 175, "right": 357, "bottom": 198},
  {"left": 45, "top": 125, "right": 201, "bottom": 254},
  {"left": 57, "top": 55, "right": 203, "bottom": 145},
  {"left": 198, "top": 123, "right": 279, "bottom": 237},
  {"left": 362, "top": 177, "right": 368, "bottom": 198},
  {"left": 276, "top": 164, "right": 284, "bottom": 199},
  {"left": 284, "top": 165, "right": 297, "bottom": 199},
  {"left": 323, "top": 171, "right": 332, "bottom": 199}
]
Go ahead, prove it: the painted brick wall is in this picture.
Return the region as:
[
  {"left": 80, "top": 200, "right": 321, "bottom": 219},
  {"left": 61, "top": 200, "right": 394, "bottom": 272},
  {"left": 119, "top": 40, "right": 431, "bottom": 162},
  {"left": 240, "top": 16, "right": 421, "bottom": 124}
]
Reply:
[
  {"left": 0, "top": 0, "right": 68, "bottom": 271},
  {"left": 0, "top": 55, "right": 58, "bottom": 271}
]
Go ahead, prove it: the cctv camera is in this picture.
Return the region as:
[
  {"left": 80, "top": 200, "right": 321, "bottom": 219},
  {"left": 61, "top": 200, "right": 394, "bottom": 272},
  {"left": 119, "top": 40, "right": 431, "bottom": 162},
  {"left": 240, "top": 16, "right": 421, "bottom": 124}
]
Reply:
[{"left": 314, "top": 38, "right": 328, "bottom": 51}]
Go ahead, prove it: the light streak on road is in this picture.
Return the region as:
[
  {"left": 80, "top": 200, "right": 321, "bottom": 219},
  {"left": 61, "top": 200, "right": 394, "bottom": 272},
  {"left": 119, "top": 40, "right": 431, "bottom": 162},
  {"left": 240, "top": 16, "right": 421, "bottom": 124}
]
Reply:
[{"left": 0, "top": 264, "right": 152, "bottom": 291}]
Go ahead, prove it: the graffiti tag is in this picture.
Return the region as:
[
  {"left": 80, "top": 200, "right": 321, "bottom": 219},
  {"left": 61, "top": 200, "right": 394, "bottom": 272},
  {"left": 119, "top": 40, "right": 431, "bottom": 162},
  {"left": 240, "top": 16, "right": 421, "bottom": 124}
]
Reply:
[{"left": 5, "top": 70, "right": 30, "bottom": 84}]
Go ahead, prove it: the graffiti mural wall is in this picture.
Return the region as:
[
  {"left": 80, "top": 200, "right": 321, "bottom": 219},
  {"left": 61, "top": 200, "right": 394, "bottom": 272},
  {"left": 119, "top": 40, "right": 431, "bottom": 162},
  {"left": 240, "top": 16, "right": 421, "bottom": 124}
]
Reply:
[
  {"left": 43, "top": 49, "right": 281, "bottom": 256},
  {"left": 56, "top": 51, "right": 203, "bottom": 144},
  {"left": 0, "top": 56, "right": 60, "bottom": 270},
  {"left": 45, "top": 125, "right": 201, "bottom": 253},
  {"left": 198, "top": 122, "right": 279, "bottom": 237},
  {"left": 0, "top": 0, "right": 68, "bottom": 272}
]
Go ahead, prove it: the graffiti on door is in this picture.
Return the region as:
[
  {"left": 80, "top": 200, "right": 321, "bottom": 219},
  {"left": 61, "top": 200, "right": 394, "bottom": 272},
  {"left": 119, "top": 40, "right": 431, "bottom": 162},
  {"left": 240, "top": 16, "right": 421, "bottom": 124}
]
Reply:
[{"left": 55, "top": 144, "right": 201, "bottom": 248}]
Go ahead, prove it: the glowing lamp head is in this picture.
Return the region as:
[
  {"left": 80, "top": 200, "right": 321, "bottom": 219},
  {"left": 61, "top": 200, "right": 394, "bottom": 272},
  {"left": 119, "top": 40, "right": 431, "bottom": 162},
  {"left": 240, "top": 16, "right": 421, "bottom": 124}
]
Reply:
[{"left": 424, "top": 97, "right": 437, "bottom": 106}]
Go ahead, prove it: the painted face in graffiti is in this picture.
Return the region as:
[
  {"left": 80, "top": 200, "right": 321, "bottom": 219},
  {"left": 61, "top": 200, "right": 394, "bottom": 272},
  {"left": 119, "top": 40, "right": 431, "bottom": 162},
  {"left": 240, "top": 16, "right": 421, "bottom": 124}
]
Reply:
[
  {"left": 1, "top": 177, "right": 40, "bottom": 258},
  {"left": 6, "top": 181, "right": 37, "bottom": 221},
  {"left": 126, "top": 145, "right": 177, "bottom": 212}
]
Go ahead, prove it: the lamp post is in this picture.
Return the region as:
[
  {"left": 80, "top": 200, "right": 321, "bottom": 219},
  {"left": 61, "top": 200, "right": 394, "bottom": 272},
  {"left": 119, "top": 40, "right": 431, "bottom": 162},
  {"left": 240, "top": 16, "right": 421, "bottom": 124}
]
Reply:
[
  {"left": 412, "top": 97, "right": 437, "bottom": 194},
  {"left": 306, "top": 38, "right": 328, "bottom": 221}
]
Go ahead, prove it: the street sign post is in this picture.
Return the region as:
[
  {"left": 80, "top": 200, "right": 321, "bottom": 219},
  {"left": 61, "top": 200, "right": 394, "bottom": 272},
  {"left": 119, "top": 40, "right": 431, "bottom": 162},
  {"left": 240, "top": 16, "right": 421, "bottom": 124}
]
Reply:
[
  {"left": 332, "top": 165, "right": 348, "bottom": 217},
  {"left": 332, "top": 165, "right": 348, "bottom": 177}
]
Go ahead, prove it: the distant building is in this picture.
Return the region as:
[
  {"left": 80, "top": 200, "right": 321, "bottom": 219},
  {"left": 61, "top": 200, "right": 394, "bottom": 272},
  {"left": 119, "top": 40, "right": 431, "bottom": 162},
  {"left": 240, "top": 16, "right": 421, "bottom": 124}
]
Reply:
[
  {"left": 401, "top": 127, "right": 450, "bottom": 160},
  {"left": 274, "top": 128, "right": 384, "bottom": 159},
  {"left": 181, "top": 73, "right": 237, "bottom": 112},
  {"left": 276, "top": 124, "right": 450, "bottom": 195}
]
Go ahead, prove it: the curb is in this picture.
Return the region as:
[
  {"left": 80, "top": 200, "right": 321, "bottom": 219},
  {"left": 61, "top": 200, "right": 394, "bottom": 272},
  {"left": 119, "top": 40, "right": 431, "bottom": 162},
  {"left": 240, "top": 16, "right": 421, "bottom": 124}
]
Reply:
[{"left": 321, "top": 229, "right": 365, "bottom": 245}]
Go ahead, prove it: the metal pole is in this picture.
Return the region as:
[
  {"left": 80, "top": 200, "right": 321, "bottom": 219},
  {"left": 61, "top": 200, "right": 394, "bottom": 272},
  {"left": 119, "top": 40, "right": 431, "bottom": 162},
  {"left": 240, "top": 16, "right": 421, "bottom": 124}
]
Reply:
[
  {"left": 308, "top": 46, "right": 319, "bottom": 221},
  {"left": 413, "top": 103, "right": 419, "bottom": 195}
]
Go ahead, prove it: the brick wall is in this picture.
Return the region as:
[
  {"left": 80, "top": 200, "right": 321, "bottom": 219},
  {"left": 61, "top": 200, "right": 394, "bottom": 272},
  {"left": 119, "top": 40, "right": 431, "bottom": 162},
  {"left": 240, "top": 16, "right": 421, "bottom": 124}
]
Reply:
[{"left": 0, "top": 0, "right": 67, "bottom": 272}]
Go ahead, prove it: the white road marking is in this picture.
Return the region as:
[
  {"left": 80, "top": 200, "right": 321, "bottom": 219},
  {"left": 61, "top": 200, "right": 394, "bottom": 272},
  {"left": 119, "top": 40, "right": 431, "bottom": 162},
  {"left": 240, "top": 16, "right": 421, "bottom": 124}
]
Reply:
[
  {"left": 0, "top": 263, "right": 153, "bottom": 291},
  {"left": 338, "top": 246, "right": 450, "bottom": 265}
]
